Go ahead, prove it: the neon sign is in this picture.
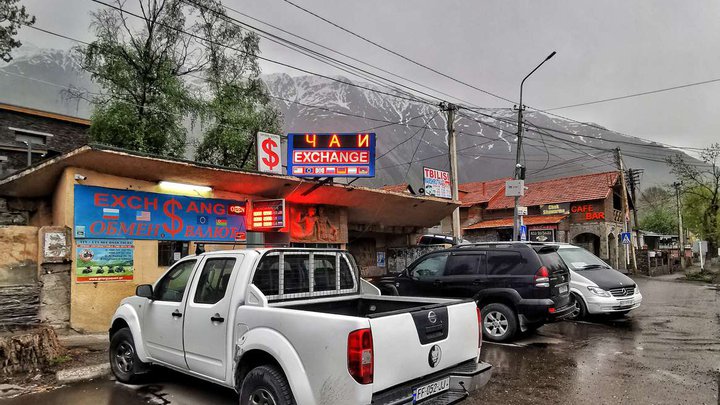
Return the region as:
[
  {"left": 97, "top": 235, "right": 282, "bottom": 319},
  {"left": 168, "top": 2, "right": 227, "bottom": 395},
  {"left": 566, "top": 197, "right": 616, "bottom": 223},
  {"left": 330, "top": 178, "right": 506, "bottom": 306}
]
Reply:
[
  {"left": 250, "top": 199, "right": 286, "bottom": 229},
  {"left": 287, "top": 133, "right": 376, "bottom": 178},
  {"left": 571, "top": 204, "right": 605, "bottom": 220}
]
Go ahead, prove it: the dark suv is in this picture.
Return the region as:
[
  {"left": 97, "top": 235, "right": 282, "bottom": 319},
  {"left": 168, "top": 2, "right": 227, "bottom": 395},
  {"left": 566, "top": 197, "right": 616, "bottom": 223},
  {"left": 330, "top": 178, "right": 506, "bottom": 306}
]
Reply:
[{"left": 379, "top": 242, "right": 573, "bottom": 342}]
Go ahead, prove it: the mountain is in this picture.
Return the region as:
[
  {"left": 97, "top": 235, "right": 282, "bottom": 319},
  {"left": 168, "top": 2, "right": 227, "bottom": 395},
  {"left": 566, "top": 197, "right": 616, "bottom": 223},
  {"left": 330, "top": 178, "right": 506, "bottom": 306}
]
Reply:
[{"left": 0, "top": 45, "right": 697, "bottom": 189}]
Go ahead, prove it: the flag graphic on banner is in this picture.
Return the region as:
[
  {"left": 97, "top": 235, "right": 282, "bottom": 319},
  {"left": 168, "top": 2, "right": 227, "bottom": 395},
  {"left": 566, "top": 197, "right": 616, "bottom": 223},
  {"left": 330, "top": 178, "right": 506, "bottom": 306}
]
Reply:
[
  {"left": 337, "top": 167, "right": 347, "bottom": 174},
  {"left": 136, "top": 211, "right": 151, "bottom": 221},
  {"left": 358, "top": 167, "right": 369, "bottom": 175},
  {"left": 216, "top": 218, "right": 228, "bottom": 226},
  {"left": 293, "top": 167, "right": 303, "bottom": 174},
  {"left": 326, "top": 167, "right": 336, "bottom": 174},
  {"left": 102, "top": 208, "right": 120, "bottom": 220}
]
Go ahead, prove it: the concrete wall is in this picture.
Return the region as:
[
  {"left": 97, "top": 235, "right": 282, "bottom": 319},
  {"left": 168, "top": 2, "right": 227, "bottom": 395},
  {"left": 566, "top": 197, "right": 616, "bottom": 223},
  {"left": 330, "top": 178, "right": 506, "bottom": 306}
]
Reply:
[{"left": 0, "top": 226, "right": 39, "bottom": 285}]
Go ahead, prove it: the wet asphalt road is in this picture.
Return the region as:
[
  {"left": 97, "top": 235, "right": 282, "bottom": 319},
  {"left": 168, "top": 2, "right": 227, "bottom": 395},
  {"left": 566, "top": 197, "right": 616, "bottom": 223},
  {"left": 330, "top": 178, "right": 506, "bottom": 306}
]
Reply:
[{"left": 2, "top": 275, "right": 718, "bottom": 405}]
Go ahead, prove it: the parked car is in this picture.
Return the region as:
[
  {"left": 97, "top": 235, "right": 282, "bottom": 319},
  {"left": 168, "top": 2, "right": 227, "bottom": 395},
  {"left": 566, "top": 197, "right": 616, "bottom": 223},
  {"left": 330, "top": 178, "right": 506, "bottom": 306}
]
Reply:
[
  {"left": 109, "top": 248, "right": 492, "bottom": 405},
  {"left": 379, "top": 242, "right": 573, "bottom": 342},
  {"left": 553, "top": 243, "right": 643, "bottom": 319},
  {"left": 417, "top": 234, "right": 471, "bottom": 246}
]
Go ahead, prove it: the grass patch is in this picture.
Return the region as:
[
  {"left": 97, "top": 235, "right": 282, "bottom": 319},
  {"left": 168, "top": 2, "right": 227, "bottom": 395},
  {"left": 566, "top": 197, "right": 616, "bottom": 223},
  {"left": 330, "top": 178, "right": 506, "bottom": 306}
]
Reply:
[
  {"left": 49, "top": 354, "right": 72, "bottom": 366},
  {"left": 684, "top": 272, "right": 715, "bottom": 283}
]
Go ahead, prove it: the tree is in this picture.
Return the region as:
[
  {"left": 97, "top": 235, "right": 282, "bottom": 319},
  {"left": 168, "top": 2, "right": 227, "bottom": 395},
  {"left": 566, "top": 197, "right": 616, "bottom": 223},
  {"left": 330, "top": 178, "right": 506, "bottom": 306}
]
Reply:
[
  {"left": 191, "top": 0, "right": 281, "bottom": 169},
  {"left": 667, "top": 144, "right": 720, "bottom": 258},
  {"left": 0, "top": 0, "right": 35, "bottom": 62},
  {"left": 638, "top": 185, "right": 678, "bottom": 235},
  {"left": 77, "top": 0, "right": 203, "bottom": 157}
]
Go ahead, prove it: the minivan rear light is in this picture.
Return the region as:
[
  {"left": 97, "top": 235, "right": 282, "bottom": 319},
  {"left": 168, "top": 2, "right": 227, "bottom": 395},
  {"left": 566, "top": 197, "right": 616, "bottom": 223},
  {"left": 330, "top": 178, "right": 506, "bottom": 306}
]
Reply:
[
  {"left": 476, "top": 307, "right": 483, "bottom": 348},
  {"left": 348, "top": 328, "right": 373, "bottom": 384},
  {"left": 534, "top": 266, "right": 550, "bottom": 288}
]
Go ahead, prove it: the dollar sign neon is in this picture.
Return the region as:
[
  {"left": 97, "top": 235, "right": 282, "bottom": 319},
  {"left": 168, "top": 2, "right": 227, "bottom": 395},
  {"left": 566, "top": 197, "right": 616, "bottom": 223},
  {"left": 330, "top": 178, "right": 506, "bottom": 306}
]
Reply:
[
  {"left": 261, "top": 138, "right": 279, "bottom": 171},
  {"left": 162, "top": 198, "right": 183, "bottom": 237}
]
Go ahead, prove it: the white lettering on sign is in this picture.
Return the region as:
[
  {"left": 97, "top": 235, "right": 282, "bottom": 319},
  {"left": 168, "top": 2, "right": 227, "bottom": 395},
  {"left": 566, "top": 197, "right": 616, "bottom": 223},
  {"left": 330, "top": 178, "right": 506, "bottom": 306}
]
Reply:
[{"left": 293, "top": 150, "right": 370, "bottom": 164}]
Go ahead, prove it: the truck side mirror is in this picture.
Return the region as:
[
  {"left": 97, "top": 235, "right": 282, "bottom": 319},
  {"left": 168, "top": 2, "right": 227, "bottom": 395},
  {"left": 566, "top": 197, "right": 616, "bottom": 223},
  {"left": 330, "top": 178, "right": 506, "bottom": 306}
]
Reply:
[{"left": 136, "top": 284, "right": 154, "bottom": 299}]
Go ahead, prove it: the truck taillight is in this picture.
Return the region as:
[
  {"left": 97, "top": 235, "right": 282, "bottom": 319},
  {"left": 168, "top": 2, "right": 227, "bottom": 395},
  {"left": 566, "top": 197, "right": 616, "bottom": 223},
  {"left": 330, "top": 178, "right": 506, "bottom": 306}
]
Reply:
[
  {"left": 348, "top": 328, "right": 373, "bottom": 384},
  {"left": 534, "top": 266, "right": 550, "bottom": 288},
  {"left": 476, "top": 307, "right": 483, "bottom": 348}
]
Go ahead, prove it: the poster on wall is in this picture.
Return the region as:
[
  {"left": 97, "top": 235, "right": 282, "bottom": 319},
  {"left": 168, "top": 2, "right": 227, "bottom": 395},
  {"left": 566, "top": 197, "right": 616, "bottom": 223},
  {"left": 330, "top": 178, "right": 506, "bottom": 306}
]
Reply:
[
  {"left": 76, "top": 239, "right": 134, "bottom": 283},
  {"left": 423, "top": 167, "right": 452, "bottom": 199},
  {"left": 74, "top": 185, "right": 247, "bottom": 242}
]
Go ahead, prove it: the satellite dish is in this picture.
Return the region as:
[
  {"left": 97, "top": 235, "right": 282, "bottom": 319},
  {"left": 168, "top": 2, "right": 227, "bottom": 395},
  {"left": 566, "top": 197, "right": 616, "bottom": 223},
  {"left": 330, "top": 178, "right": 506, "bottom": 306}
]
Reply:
[{"left": 418, "top": 188, "right": 425, "bottom": 195}]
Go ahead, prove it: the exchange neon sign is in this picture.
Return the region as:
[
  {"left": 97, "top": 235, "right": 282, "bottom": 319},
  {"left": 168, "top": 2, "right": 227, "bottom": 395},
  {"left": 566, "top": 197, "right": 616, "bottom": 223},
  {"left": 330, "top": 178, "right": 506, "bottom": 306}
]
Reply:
[{"left": 287, "top": 133, "right": 376, "bottom": 178}]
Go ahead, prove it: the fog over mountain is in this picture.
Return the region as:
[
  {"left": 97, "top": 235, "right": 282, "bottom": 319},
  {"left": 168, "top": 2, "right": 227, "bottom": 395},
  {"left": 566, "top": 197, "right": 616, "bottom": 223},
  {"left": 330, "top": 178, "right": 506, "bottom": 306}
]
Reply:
[{"left": 0, "top": 45, "right": 695, "bottom": 189}]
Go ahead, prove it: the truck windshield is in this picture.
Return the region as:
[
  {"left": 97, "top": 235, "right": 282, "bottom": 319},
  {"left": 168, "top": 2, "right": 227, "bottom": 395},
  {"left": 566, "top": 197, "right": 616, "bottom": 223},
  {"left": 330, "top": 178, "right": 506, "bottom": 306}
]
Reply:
[{"left": 557, "top": 247, "right": 612, "bottom": 271}]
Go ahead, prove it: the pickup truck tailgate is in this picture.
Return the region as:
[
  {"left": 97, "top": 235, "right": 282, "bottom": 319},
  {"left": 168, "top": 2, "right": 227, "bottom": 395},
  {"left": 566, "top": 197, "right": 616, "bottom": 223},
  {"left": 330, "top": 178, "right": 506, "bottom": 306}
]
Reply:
[{"left": 369, "top": 301, "right": 479, "bottom": 392}]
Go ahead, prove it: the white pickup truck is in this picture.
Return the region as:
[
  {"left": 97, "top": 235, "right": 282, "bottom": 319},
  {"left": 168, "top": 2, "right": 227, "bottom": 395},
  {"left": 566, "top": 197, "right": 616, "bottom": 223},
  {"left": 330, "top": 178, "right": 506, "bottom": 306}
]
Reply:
[{"left": 109, "top": 248, "right": 492, "bottom": 405}]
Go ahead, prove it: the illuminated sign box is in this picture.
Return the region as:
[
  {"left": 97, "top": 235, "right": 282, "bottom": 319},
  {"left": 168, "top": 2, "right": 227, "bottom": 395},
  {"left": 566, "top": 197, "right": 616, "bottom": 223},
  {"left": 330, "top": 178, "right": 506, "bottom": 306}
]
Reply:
[
  {"left": 287, "top": 133, "right": 376, "bottom": 178},
  {"left": 250, "top": 199, "right": 286, "bottom": 230}
]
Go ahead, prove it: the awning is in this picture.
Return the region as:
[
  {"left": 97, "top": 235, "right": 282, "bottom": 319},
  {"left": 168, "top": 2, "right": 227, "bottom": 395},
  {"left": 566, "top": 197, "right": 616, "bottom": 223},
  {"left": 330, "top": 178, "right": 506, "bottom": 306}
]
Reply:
[
  {"left": 463, "top": 214, "right": 567, "bottom": 230},
  {"left": 0, "top": 145, "right": 459, "bottom": 229}
]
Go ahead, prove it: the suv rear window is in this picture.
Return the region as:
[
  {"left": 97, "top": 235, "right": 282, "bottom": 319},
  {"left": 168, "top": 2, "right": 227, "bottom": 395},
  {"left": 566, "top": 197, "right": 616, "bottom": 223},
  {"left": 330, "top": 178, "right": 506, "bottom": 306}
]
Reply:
[
  {"left": 487, "top": 251, "right": 527, "bottom": 275},
  {"left": 538, "top": 251, "right": 568, "bottom": 273}
]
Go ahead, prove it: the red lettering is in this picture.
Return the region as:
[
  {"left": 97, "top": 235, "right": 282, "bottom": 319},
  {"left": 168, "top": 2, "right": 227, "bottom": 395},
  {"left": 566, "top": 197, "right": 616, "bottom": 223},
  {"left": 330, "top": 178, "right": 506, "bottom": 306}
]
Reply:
[
  {"left": 106, "top": 222, "right": 118, "bottom": 235},
  {"left": 120, "top": 222, "right": 137, "bottom": 234},
  {"left": 145, "top": 198, "right": 158, "bottom": 211},
  {"left": 94, "top": 193, "right": 109, "bottom": 207},
  {"left": 89, "top": 221, "right": 105, "bottom": 234},
  {"left": 111, "top": 194, "right": 125, "bottom": 208},
  {"left": 184, "top": 225, "right": 196, "bottom": 237},
  {"left": 200, "top": 202, "right": 213, "bottom": 215},
  {"left": 127, "top": 196, "right": 141, "bottom": 209},
  {"left": 136, "top": 223, "right": 146, "bottom": 235},
  {"left": 213, "top": 203, "right": 226, "bottom": 215},
  {"left": 186, "top": 201, "right": 199, "bottom": 213}
]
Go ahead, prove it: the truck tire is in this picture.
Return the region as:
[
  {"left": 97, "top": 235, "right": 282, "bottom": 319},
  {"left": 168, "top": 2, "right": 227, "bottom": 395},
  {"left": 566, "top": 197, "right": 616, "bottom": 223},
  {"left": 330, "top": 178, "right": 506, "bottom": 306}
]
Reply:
[
  {"left": 109, "top": 327, "right": 150, "bottom": 383},
  {"left": 481, "top": 303, "right": 518, "bottom": 342},
  {"left": 239, "top": 364, "right": 296, "bottom": 405}
]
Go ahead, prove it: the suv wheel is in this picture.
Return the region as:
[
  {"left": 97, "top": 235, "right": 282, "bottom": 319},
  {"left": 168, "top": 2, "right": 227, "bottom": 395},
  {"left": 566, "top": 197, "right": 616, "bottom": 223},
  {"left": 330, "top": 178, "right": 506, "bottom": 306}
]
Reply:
[
  {"left": 568, "top": 293, "right": 587, "bottom": 320},
  {"left": 481, "top": 303, "right": 518, "bottom": 342},
  {"left": 240, "top": 365, "right": 296, "bottom": 405},
  {"left": 110, "top": 327, "right": 149, "bottom": 383}
]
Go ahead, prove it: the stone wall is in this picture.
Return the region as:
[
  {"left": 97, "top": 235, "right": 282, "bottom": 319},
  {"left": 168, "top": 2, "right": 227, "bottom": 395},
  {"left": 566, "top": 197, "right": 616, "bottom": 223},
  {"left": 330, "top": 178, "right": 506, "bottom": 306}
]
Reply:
[{"left": 465, "top": 229, "right": 499, "bottom": 243}]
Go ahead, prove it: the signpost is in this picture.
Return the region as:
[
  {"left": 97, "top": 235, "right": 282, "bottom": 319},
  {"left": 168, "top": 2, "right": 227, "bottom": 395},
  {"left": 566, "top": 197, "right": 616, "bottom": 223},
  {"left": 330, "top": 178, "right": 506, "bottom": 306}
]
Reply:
[
  {"left": 519, "top": 225, "right": 528, "bottom": 242},
  {"left": 287, "top": 133, "right": 376, "bottom": 178},
  {"left": 517, "top": 206, "right": 528, "bottom": 216},
  {"left": 621, "top": 232, "right": 632, "bottom": 245},
  {"left": 257, "top": 132, "right": 282, "bottom": 174},
  {"left": 422, "top": 167, "right": 452, "bottom": 199}
]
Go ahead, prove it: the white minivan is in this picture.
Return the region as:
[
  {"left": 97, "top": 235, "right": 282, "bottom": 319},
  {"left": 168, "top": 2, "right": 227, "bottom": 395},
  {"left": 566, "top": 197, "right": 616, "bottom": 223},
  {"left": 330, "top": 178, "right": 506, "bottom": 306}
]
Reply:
[{"left": 554, "top": 244, "right": 642, "bottom": 319}]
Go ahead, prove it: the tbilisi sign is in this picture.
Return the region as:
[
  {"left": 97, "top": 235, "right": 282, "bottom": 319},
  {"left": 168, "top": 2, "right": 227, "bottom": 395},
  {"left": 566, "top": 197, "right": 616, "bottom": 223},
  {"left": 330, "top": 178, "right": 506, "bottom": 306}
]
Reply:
[
  {"left": 287, "top": 133, "right": 376, "bottom": 177},
  {"left": 423, "top": 167, "right": 452, "bottom": 199}
]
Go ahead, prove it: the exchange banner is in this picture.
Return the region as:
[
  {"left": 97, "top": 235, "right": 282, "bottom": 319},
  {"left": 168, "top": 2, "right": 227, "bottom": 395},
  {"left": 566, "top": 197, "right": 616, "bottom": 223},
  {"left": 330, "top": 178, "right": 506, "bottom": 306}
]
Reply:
[
  {"left": 74, "top": 185, "right": 247, "bottom": 242},
  {"left": 76, "top": 239, "right": 134, "bottom": 283}
]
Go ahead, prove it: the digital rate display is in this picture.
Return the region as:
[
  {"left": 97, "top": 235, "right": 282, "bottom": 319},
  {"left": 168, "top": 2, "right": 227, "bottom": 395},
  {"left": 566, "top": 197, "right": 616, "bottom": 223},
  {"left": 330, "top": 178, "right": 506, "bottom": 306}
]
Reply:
[{"left": 287, "top": 133, "right": 376, "bottom": 178}]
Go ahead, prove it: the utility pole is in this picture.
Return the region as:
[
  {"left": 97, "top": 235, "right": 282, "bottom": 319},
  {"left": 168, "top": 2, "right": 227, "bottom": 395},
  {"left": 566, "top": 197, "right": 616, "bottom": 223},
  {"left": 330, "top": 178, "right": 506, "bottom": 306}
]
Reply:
[
  {"left": 672, "top": 182, "right": 685, "bottom": 268},
  {"left": 626, "top": 168, "right": 643, "bottom": 251},
  {"left": 513, "top": 51, "right": 557, "bottom": 241},
  {"left": 615, "top": 148, "right": 637, "bottom": 272},
  {"left": 443, "top": 102, "right": 461, "bottom": 241}
]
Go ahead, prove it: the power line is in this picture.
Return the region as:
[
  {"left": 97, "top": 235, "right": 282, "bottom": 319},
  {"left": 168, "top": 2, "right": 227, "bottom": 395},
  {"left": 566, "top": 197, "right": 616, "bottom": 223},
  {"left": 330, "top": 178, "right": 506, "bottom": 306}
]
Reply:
[
  {"left": 281, "top": 0, "right": 515, "bottom": 105},
  {"left": 547, "top": 77, "right": 720, "bottom": 111}
]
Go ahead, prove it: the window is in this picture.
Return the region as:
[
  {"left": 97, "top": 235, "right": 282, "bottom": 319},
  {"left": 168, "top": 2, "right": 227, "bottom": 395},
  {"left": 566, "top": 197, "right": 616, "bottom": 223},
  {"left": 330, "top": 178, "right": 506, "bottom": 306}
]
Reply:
[
  {"left": 411, "top": 253, "right": 449, "bottom": 278},
  {"left": 154, "top": 260, "right": 196, "bottom": 302},
  {"left": 339, "top": 256, "right": 355, "bottom": 289},
  {"left": 539, "top": 251, "right": 572, "bottom": 272},
  {"left": 314, "top": 254, "right": 337, "bottom": 292},
  {"left": 194, "top": 258, "right": 237, "bottom": 304},
  {"left": 445, "top": 254, "right": 482, "bottom": 276},
  {"left": 158, "top": 241, "right": 189, "bottom": 266},
  {"left": 253, "top": 254, "right": 280, "bottom": 296},
  {"left": 487, "top": 251, "right": 526, "bottom": 275},
  {"left": 283, "top": 255, "right": 310, "bottom": 294}
]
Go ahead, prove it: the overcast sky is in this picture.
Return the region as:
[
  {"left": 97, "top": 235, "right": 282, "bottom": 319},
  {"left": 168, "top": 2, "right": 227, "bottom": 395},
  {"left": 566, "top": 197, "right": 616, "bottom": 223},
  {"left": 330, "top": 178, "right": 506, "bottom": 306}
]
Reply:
[{"left": 14, "top": 0, "right": 720, "bottom": 149}]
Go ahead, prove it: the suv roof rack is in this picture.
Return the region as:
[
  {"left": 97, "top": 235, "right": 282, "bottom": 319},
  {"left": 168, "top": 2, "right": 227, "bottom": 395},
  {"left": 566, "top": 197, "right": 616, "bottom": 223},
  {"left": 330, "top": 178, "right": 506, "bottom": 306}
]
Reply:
[{"left": 452, "top": 241, "right": 560, "bottom": 251}]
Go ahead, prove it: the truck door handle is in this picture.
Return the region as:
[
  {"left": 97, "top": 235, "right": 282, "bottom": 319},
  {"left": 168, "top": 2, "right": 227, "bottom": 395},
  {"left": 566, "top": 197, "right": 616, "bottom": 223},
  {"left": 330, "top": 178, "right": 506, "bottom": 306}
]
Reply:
[
  {"left": 171, "top": 310, "right": 183, "bottom": 318},
  {"left": 211, "top": 314, "right": 225, "bottom": 323}
]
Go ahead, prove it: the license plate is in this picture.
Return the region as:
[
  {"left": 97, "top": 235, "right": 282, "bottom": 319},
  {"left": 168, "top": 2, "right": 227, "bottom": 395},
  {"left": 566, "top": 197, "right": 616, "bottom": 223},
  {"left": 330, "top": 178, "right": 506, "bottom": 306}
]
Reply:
[
  {"left": 618, "top": 299, "right": 633, "bottom": 306},
  {"left": 413, "top": 377, "right": 450, "bottom": 403},
  {"left": 559, "top": 285, "right": 568, "bottom": 294}
]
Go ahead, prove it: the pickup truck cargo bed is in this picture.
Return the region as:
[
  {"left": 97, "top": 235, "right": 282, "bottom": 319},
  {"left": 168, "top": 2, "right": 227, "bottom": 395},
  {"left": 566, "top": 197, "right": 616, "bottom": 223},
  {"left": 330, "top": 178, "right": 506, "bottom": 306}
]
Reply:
[{"left": 280, "top": 295, "right": 457, "bottom": 318}]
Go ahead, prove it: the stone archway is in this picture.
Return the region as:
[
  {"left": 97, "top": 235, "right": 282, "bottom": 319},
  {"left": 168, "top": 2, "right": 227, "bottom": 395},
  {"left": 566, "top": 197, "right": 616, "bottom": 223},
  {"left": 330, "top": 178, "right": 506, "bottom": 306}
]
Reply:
[
  {"left": 608, "top": 232, "right": 619, "bottom": 269},
  {"left": 573, "top": 232, "right": 601, "bottom": 256}
]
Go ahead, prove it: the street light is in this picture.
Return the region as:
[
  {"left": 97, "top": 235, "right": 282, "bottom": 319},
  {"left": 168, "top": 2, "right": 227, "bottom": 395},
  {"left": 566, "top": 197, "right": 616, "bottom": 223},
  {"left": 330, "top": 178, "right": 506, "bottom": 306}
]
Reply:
[{"left": 512, "top": 51, "right": 556, "bottom": 241}]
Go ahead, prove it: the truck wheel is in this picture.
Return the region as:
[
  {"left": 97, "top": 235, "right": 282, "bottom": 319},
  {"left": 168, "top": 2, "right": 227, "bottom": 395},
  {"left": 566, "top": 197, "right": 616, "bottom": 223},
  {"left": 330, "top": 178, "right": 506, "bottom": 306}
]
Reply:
[
  {"left": 481, "top": 303, "right": 518, "bottom": 342},
  {"left": 240, "top": 365, "right": 296, "bottom": 405},
  {"left": 110, "top": 327, "right": 149, "bottom": 384}
]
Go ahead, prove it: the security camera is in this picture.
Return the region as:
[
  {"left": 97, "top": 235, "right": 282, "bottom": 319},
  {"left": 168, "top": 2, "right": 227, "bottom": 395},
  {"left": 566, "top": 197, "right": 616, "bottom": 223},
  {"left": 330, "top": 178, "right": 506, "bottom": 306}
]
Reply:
[{"left": 74, "top": 174, "right": 87, "bottom": 181}]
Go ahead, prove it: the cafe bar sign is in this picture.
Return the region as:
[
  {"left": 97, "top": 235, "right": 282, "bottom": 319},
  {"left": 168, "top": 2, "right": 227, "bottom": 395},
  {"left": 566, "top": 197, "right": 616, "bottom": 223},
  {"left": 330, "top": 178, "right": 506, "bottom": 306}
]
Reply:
[{"left": 73, "top": 185, "right": 247, "bottom": 242}]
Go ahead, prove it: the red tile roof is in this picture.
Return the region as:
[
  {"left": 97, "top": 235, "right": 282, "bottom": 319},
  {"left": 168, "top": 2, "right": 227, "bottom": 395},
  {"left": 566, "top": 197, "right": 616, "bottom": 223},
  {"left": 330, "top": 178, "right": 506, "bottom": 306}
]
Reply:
[
  {"left": 458, "top": 178, "right": 511, "bottom": 207},
  {"left": 485, "top": 171, "right": 619, "bottom": 210},
  {"left": 464, "top": 214, "right": 568, "bottom": 230}
]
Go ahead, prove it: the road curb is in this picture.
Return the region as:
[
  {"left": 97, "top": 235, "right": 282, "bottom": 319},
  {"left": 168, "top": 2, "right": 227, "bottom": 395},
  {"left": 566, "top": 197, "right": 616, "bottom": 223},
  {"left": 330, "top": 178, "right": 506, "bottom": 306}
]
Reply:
[{"left": 56, "top": 363, "right": 111, "bottom": 384}]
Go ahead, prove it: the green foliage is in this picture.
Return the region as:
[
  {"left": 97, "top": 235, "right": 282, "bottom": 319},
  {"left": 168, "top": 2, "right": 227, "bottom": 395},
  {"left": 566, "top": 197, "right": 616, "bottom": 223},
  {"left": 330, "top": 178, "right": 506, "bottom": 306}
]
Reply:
[
  {"left": 78, "top": 0, "right": 200, "bottom": 157},
  {"left": 639, "top": 208, "right": 677, "bottom": 235},
  {"left": 0, "top": 0, "right": 35, "bottom": 62},
  {"left": 192, "top": 0, "right": 281, "bottom": 169}
]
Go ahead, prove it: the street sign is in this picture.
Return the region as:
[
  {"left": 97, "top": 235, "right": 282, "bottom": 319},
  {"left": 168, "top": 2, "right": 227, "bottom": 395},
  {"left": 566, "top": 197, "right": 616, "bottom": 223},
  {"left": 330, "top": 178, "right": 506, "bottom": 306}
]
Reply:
[
  {"left": 257, "top": 132, "right": 282, "bottom": 174},
  {"left": 423, "top": 167, "right": 452, "bottom": 199},
  {"left": 505, "top": 180, "right": 525, "bottom": 197},
  {"left": 517, "top": 206, "right": 528, "bottom": 216},
  {"left": 620, "top": 232, "right": 631, "bottom": 245},
  {"left": 520, "top": 225, "right": 528, "bottom": 242},
  {"left": 287, "top": 133, "right": 376, "bottom": 178}
]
